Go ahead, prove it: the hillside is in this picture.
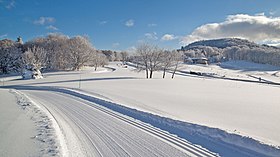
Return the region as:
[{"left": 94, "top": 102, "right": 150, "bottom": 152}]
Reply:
[
  {"left": 184, "top": 38, "right": 274, "bottom": 49},
  {"left": 180, "top": 38, "right": 280, "bottom": 66}
]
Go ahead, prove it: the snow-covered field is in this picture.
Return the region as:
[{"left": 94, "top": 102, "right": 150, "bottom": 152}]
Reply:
[
  {"left": 1, "top": 61, "right": 280, "bottom": 157},
  {"left": 0, "top": 89, "right": 59, "bottom": 157}
]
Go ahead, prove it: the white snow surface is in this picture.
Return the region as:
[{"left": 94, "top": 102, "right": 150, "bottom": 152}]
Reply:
[
  {"left": 0, "top": 89, "right": 59, "bottom": 157},
  {"left": 1, "top": 63, "right": 280, "bottom": 156}
]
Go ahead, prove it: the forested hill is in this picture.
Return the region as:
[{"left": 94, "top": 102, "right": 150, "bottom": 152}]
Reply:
[
  {"left": 182, "top": 38, "right": 279, "bottom": 50},
  {"left": 180, "top": 38, "right": 280, "bottom": 66}
]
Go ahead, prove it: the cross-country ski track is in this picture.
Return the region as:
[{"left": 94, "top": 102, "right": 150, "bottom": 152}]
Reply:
[{"left": 23, "top": 89, "right": 217, "bottom": 157}]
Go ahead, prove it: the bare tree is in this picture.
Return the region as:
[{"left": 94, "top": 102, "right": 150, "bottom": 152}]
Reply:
[
  {"left": 120, "top": 51, "right": 129, "bottom": 64},
  {"left": 91, "top": 51, "right": 108, "bottom": 71},
  {"left": 22, "top": 46, "right": 46, "bottom": 70},
  {"left": 171, "top": 50, "right": 183, "bottom": 79},
  {"left": 161, "top": 50, "right": 173, "bottom": 78},
  {"left": 68, "top": 36, "right": 94, "bottom": 70},
  {"left": 135, "top": 43, "right": 163, "bottom": 78}
]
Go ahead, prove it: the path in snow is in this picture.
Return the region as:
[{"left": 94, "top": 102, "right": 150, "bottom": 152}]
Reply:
[{"left": 24, "top": 89, "right": 218, "bottom": 157}]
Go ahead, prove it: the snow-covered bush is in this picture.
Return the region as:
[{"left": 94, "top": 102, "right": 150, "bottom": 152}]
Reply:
[
  {"left": 21, "top": 46, "right": 46, "bottom": 79},
  {"left": 22, "top": 67, "right": 43, "bottom": 79}
]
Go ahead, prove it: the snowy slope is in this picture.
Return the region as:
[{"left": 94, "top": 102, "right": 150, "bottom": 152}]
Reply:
[{"left": 1, "top": 63, "right": 280, "bottom": 156}]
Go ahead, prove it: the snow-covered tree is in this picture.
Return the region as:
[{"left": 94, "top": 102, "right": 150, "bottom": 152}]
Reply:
[
  {"left": 135, "top": 43, "right": 164, "bottom": 78},
  {"left": 0, "top": 39, "right": 22, "bottom": 74},
  {"left": 67, "top": 36, "right": 94, "bottom": 70},
  {"left": 120, "top": 51, "right": 129, "bottom": 64},
  {"left": 90, "top": 51, "right": 108, "bottom": 71},
  {"left": 22, "top": 46, "right": 46, "bottom": 79},
  {"left": 170, "top": 50, "right": 183, "bottom": 79},
  {"left": 161, "top": 50, "right": 173, "bottom": 78}
]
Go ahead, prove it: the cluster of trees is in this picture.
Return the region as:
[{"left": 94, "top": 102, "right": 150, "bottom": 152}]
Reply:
[
  {"left": 183, "top": 46, "right": 224, "bottom": 62},
  {"left": 0, "top": 39, "right": 22, "bottom": 74},
  {"left": 223, "top": 46, "right": 280, "bottom": 66},
  {"left": 0, "top": 34, "right": 109, "bottom": 76},
  {"left": 132, "top": 43, "right": 183, "bottom": 79},
  {"left": 24, "top": 34, "right": 108, "bottom": 71}
]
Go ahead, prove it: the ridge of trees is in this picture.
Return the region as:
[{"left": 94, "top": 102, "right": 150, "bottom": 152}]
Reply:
[{"left": 181, "top": 38, "right": 280, "bottom": 66}]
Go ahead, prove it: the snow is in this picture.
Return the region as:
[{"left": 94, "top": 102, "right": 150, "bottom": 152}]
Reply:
[
  {"left": 0, "top": 88, "right": 62, "bottom": 157},
  {"left": 1, "top": 62, "right": 280, "bottom": 156},
  {"left": 23, "top": 89, "right": 209, "bottom": 157},
  {"left": 22, "top": 68, "right": 44, "bottom": 80},
  {"left": 0, "top": 89, "right": 40, "bottom": 157}
]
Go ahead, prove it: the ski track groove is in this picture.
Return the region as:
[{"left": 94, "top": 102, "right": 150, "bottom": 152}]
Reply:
[
  {"left": 64, "top": 99, "right": 166, "bottom": 157},
  {"left": 53, "top": 93, "right": 166, "bottom": 157},
  {"left": 26, "top": 90, "right": 218, "bottom": 157},
  {"left": 68, "top": 94, "right": 217, "bottom": 157},
  {"left": 35, "top": 96, "right": 103, "bottom": 157}
]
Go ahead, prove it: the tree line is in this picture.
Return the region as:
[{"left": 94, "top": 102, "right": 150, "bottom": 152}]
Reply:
[
  {"left": 0, "top": 34, "right": 183, "bottom": 79},
  {"left": 131, "top": 43, "right": 183, "bottom": 79},
  {"left": 182, "top": 38, "right": 280, "bottom": 66},
  {"left": 0, "top": 34, "right": 110, "bottom": 75}
]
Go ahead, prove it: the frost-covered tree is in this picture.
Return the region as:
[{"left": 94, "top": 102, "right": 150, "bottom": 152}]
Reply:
[
  {"left": 67, "top": 36, "right": 95, "bottom": 70},
  {"left": 0, "top": 39, "right": 22, "bottom": 74},
  {"left": 90, "top": 51, "right": 108, "bottom": 71},
  {"left": 170, "top": 50, "right": 183, "bottom": 79},
  {"left": 120, "top": 51, "right": 129, "bottom": 64},
  {"left": 24, "top": 34, "right": 70, "bottom": 70},
  {"left": 135, "top": 43, "right": 163, "bottom": 78},
  {"left": 181, "top": 38, "right": 280, "bottom": 66},
  {"left": 161, "top": 50, "right": 173, "bottom": 78},
  {"left": 22, "top": 46, "right": 46, "bottom": 79},
  {"left": 22, "top": 46, "right": 46, "bottom": 70}
]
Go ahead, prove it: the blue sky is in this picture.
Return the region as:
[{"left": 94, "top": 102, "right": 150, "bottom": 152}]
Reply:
[{"left": 1, "top": 0, "right": 280, "bottom": 51}]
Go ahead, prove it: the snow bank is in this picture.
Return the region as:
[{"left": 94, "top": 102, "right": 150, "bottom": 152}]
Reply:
[
  {"left": 0, "top": 89, "right": 39, "bottom": 157},
  {"left": 11, "top": 90, "right": 65, "bottom": 157}
]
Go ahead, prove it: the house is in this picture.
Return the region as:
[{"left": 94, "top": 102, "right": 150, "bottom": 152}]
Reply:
[{"left": 185, "top": 57, "right": 209, "bottom": 65}]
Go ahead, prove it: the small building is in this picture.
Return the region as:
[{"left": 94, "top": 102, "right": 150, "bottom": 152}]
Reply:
[{"left": 185, "top": 57, "right": 209, "bottom": 65}]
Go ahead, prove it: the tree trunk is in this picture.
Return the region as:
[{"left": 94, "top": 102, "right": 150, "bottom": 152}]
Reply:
[
  {"left": 163, "top": 68, "right": 166, "bottom": 78},
  {"left": 149, "top": 70, "right": 153, "bottom": 78},
  {"left": 172, "top": 63, "right": 178, "bottom": 79},
  {"left": 146, "top": 69, "right": 149, "bottom": 79}
]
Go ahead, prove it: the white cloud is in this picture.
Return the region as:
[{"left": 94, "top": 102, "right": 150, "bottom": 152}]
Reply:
[
  {"left": 161, "top": 34, "right": 176, "bottom": 41},
  {"left": 99, "top": 20, "right": 108, "bottom": 25},
  {"left": 0, "top": 34, "right": 8, "bottom": 38},
  {"left": 125, "top": 19, "right": 134, "bottom": 27},
  {"left": 46, "top": 25, "right": 58, "bottom": 31},
  {"left": 255, "top": 12, "right": 265, "bottom": 16},
  {"left": 181, "top": 13, "right": 280, "bottom": 45},
  {"left": 112, "top": 42, "right": 120, "bottom": 48},
  {"left": 148, "top": 23, "right": 157, "bottom": 27},
  {"left": 5, "top": 0, "right": 15, "bottom": 9},
  {"left": 269, "top": 10, "right": 277, "bottom": 16},
  {"left": 34, "top": 17, "right": 55, "bottom": 25},
  {"left": 145, "top": 32, "right": 158, "bottom": 40},
  {"left": 126, "top": 46, "right": 136, "bottom": 53},
  {"left": 268, "top": 43, "right": 280, "bottom": 47}
]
